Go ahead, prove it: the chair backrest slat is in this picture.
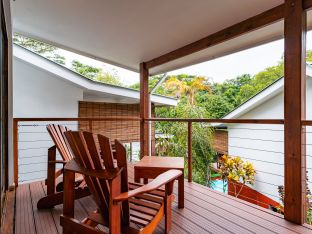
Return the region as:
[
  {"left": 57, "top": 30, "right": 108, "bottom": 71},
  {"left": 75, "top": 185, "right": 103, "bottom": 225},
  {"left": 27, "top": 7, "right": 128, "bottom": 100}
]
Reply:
[
  {"left": 47, "top": 124, "right": 73, "bottom": 161},
  {"left": 98, "top": 134, "right": 115, "bottom": 170},
  {"left": 57, "top": 125, "right": 73, "bottom": 160},
  {"left": 83, "top": 132, "right": 110, "bottom": 206},
  {"left": 64, "top": 131, "right": 109, "bottom": 219},
  {"left": 115, "top": 139, "right": 130, "bottom": 224}
]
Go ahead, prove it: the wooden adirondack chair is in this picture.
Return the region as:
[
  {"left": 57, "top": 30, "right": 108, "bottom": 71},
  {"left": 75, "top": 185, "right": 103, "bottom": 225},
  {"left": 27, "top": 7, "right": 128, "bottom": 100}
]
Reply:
[
  {"left": 37, "top": 124, "right": 90, "bottom": 209},
  {"left": 61, "top": 130, "right": 182, "bottom": 234}
]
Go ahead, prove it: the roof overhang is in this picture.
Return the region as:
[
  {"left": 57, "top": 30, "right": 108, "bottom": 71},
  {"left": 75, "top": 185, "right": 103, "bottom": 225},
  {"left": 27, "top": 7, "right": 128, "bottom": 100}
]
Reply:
[
  {"left": 13, "top": 45, "right": 177, "bottom": 106},
  {"left": 11, "top": 0, "right": 297, "bottom": 75}
]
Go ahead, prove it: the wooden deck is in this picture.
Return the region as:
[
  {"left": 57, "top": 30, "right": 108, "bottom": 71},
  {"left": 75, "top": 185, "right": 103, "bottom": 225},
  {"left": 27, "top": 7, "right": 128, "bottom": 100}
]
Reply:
[{"left": 3, "top": 165, "right": 312, "bottom": 234}]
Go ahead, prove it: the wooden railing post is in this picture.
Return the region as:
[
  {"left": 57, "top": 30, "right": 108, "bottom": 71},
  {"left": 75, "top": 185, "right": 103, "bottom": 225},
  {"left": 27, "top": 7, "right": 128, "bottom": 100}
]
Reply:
[
  {"left": 284, "top": 0, "right": 306, "bottom": 224},
  {"left": 140, "top": 62, "right": 151, "bottom": 158},
  {"left": 188, "top": 122, "right": 192, "bottom": 182},
  {"left": 13, "top": 119, "right": 18, "bottom": 187}
]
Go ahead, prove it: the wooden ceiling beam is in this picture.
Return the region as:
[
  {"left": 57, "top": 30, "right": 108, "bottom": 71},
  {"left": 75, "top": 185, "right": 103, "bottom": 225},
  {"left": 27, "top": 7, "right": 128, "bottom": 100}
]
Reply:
[{"left": 145, "top": 0, "right": 312, "bottom": 69}]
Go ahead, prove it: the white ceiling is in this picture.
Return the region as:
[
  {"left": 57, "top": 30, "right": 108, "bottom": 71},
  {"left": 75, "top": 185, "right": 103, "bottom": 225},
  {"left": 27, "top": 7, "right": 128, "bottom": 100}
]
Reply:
[{"left": 12, "top": 0, "right": 284, "bottom": 75}]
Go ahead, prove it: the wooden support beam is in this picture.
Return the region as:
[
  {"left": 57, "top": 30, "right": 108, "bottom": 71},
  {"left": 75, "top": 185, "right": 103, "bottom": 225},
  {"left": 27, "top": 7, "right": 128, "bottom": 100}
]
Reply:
[
  {"left": 146, "top": 5, "right": 283, "bottom": 69},
  {"left": 146, "top": 0, "right": 312, "bottom": 69},
  {"left": 140, "top": 63, "right": 150, "bottom": 158},
  {"left": 284, "top": 0, "right": 306, "bottom": 224}
]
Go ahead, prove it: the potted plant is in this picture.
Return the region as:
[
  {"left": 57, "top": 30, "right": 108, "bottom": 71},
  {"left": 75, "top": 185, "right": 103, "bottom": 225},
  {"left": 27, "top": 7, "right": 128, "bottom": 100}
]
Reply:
[{"left": 218, "top": 155, "right": 256, "bottom": 197}]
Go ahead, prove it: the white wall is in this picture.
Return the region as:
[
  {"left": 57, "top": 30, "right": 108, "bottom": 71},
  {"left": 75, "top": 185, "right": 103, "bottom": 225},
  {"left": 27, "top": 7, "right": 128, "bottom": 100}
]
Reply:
[
  {"left": 228, "top": 79, "right": 312, "bottom": 203},
  {"left": 13, "top": 58, "right": 83, "bottom": 118},
  {"left": 13, "top": 57, "right": 83, "bottom": 183}
]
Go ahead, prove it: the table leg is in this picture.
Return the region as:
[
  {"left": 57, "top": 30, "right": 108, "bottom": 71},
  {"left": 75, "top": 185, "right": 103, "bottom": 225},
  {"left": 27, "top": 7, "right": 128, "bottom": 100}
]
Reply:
[
  {"left": 178, "top": 174, "right": 184, "bottom": 208},
  {"left": 134, "top": 170, "right": 140, "bottom": 183}
]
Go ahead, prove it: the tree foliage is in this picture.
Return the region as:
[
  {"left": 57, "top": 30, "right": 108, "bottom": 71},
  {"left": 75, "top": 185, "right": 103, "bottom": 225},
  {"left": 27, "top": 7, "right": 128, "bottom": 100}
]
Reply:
[
  {"left": 164, "top": 76, "right": 211, "bottom": 105},
  {"left": 13, "top": 33, "right": 66, "bottom": 65},
  {"left": 156, "top": 101, "right": 215, "bottom": 185},
  {"left": 129, "top": 75, "right": 165, "bottom": 92},
  {"left": 71, "top": 60, "right": 123, "bottom": 86}
]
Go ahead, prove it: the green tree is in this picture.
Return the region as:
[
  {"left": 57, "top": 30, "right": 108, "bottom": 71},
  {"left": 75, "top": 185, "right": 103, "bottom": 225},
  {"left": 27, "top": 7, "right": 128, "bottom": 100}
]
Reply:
[
  {"left": 165, "top": 76, "right": 211, "bottom": 105},
  {"left": 129, "top": 75, "right": 167, "bottom": 95},
  {"left": 307, "top": 50, "right": 312, "bottom": 62},
  {"left": 155, "top": 76, "right": 215, "bottom": 185},
  {"left": 155, "top": 102, "right": 215, "bottom": 186},
  {"left": 71, "top": 60, "right": 123, "bottom": 86},
  {"left": 212, "top": 74, "right": 252, "bottom": 107},
  {"left": 71, "top": 60, "right": 102, "bottom": 80},
  {"left": 13, "top": 33, "right": 66, "bottom": 65},
  {"left": 197, "top": 94, "right": 233, "bottom": 118},
  {"left": 251, "top": 61, "right": 283, "bottom": 91}
]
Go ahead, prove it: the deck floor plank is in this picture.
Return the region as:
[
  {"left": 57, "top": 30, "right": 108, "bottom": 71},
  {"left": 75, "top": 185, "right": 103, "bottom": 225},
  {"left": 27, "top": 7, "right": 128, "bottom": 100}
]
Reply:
[
  {"left": 29, "top": 182, "right": 58, "bottom": 234},
  {"left": 15, "top": 184, "right": 36, "bottom": 234},
  {"left": 185, "top": 181, "right": 312, "bottom": 233},
  {"left": 174, "top": 186, "right": 294, "bottom": 234},
  {"left": 6, "top": 164, "right": 312, "bottom": 234},
  {"left": 39, "top": 181, "right": 90, "bottom": 234}
]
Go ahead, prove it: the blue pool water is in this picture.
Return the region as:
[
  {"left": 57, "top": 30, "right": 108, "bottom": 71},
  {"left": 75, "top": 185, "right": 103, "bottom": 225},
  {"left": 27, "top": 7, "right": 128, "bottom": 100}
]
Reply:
[{"left": 211, "top": 180, "right": 228, "bottom": 193}]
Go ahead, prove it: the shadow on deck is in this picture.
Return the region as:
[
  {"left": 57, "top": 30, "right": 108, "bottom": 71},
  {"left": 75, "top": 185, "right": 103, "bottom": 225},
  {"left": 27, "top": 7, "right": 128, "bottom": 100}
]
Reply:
[{"left": 3, "top": 165, "right": 312, "bottom": 234}]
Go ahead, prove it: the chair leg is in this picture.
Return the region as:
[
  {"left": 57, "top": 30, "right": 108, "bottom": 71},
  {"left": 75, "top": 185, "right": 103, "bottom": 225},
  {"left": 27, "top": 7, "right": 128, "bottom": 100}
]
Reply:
[
  {"left": 109, "top": 174, "right": 121, "bottom": 234},
  {"left": 62, "top": 170, "right": 75, "bottom": 234},
  {"left": 37, "top": 187, "right": 90, "bottom": 209},
  {"left": 164, "top": 195, "right": 172, "bottom": 234},
  {"left": 47, "top": 146, "right": 57, "bottom": 195},
  {"left": 165, "top": 181, "right": 174, "bottom": 234}
]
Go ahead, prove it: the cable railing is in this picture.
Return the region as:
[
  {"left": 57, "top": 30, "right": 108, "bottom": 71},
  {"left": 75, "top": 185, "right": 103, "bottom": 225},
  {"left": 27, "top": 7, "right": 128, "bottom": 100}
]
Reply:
[
  {"left": 13, "top": 117, "right": 141, "bottom": 184},
  {"left": 148, "top": 118, "right": 286, "bottom": 214},
  {"left": 13, "top": 116, "right": 312, "bottom": 223},
  {"left": 148, "top": 117, "right": 312, "bottom": 224}
]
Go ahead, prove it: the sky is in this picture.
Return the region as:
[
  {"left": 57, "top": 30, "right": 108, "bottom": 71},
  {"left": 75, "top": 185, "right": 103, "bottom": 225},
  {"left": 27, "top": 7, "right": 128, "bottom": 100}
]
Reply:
[{"left": 59, "top": 31, "right": 312, "bottom": 86}]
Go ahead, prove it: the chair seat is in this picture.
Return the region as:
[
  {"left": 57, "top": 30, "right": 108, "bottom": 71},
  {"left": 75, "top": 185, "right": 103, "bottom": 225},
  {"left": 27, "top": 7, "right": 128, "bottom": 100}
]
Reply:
[
  {"left": 84, "top": 182, "right": 167, "bottom": 233},
  {"left": 128, "top": 182, "right": 165, "bottom": 228}
]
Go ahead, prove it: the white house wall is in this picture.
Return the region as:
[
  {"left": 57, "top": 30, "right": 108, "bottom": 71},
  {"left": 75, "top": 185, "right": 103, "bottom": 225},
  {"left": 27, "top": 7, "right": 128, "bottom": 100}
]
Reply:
[
  {"left": 13, "top": 57, "right": 83, "bottom": 183},
  {"left": 228, "top": 79, "right": 312, "bottom": 203}
]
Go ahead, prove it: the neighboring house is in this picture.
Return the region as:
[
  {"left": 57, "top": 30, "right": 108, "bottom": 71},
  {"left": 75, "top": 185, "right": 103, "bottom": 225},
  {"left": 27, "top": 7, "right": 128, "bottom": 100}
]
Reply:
[
  {"left": 220, "top": 64, "right": 312, "bottom": 203},
  {"left": 13, "top": 44, "right": 177, "bottom": 183}
]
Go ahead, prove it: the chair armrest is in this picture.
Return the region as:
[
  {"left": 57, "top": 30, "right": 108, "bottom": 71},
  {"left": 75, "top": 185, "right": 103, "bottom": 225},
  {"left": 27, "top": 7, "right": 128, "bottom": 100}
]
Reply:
[
  {"left": 48, "top": 160, "right": 67, "bottom": 164},
  {"left": 113, "top": 169, "right": 182, "bottom": 203},
  {"left": 64, "top": 159, "right": 122, "bottom": 180}
]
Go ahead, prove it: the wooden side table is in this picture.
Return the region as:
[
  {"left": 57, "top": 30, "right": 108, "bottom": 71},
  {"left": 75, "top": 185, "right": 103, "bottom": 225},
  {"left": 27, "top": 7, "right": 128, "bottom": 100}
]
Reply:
[{"left": 134, "top": 156, "right": 184, "bottom": 208}]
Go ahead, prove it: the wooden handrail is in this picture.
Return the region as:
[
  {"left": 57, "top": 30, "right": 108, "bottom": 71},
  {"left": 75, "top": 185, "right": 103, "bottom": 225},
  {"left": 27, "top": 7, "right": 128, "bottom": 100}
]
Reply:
[
  {"left": 301, "top": 120, "right": 312, "bottom": 126},
  {"left": 13, "top": 117, "right": 141, "bottom": 122},
  {"left": 146, "top": 118, "right": 284, "bottom": 124}
]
